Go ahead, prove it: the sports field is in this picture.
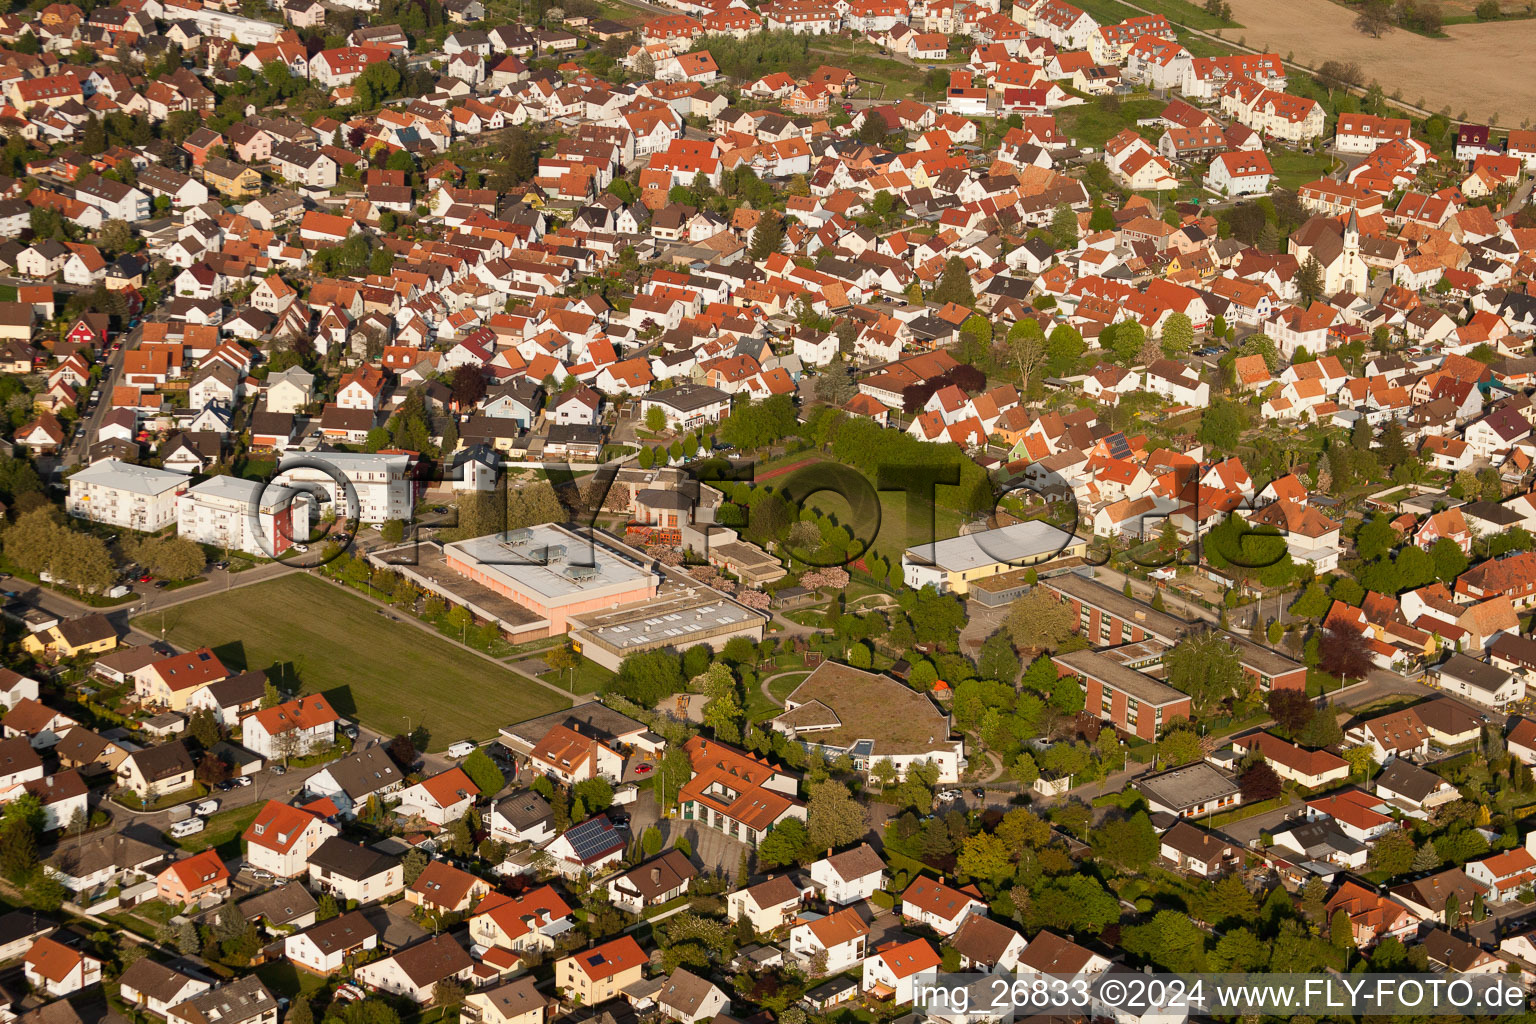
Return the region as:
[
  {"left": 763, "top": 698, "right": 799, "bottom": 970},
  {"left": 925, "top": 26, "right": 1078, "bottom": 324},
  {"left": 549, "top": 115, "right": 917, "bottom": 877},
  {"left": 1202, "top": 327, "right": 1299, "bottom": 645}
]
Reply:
[{"left": 159, "top": 574, "right": 571, "bottom": 750}]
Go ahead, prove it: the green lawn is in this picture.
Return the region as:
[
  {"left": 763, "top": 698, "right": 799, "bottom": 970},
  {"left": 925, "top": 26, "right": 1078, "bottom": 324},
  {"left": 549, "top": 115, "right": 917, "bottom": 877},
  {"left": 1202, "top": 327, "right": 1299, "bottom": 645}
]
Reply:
[
  {"left": 159, "top": 574, "right": 571, "bottom": 750},
  {"left": 768, "top": 672, "right": 809, "bottom": 703},
  {"left": 1267, "top": 147, "right": 1338, "bottom": 190},
  {"left": 537, "top": 655, "right": 614, "bottom": 695},
  {"left": 255, "top": 961, "right": 332, "bottom": 1000},
  {"left": 1055, "top": 98, "right": 1170, "bottom": 149},
  {"left": 0, "top": 286, "right": 15, "bottom": 302},
  {"left": 174, "top": 803, "right": 261, "bottom": 859}
]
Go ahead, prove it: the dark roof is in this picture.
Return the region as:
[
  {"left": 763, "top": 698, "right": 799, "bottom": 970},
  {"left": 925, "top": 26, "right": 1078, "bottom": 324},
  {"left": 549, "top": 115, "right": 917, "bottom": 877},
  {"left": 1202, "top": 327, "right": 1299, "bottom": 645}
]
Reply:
[
  {"left": 308, "top": 837, "right": 399, "bottom": 881},
  {"left": 493, "top": 790, "right": 552, "bottom": 830},
  {"left": 239, "top": 881, "right": 319, "bottom": 926},
  {"left": 321, "top": 747, "right": 401, "bottom": 800},
  {"left": 388, "top": 932, "right": 474, "bottom": 987},
  {"left": 292, "top": 909, "right": 377, "bottom": 954},
  {"left": 127, "top": 740, "right": 194, "bottom": 783},
  {"left": 168, "top": 975, "right": 276, "bottom": 1024},
  {"left": 1375, "top": 758, "right": 1445, "bottom": 803}
]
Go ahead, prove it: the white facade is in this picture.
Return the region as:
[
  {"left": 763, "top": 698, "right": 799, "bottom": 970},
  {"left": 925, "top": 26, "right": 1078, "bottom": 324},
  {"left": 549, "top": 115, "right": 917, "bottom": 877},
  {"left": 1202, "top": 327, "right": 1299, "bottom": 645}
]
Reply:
[
  {"left": 68, "top": 459, "right": 187, "bottom": 531},
  {"left": 273, "top": 452, "right": 415, "bottom": 525},
  {"left": 177, "top": 476, "right": 310, "bottom": 557}
]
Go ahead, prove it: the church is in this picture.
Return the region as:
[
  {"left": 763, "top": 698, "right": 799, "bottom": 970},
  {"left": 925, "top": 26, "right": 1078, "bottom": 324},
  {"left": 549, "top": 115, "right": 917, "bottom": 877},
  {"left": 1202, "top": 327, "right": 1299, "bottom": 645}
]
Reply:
[{"left": 1288, "top": 209, "right": 1367, "bottom": 295}]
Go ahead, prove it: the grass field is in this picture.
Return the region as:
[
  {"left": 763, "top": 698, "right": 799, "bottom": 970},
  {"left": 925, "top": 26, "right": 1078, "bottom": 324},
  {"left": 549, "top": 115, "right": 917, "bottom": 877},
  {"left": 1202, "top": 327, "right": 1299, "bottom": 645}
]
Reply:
[
  {"left": 1267, "top": 147, "right": 1338, "bottom": 190},
  {"left": 161, "top": 575, "right": 571, "bottom": 750},
  {"left": 1055, "top": 97, "right": 1169, "bottom": 149},
  {"left": 537, "top": 656, "right": 614, "bottom": 695},
  {"left": 174, "top": 804, "right": 261, "bottom": 859}
]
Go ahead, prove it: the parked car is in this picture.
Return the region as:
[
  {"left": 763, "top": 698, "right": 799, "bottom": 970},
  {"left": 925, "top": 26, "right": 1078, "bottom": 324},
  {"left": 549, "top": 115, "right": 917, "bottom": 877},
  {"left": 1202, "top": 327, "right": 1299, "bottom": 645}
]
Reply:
[
  {"left": 233, "top": 776, "right": 253, "bottom": 788},
  {"left": 269, "top": 764, "right": 286, "bottom": 776},
  {"left": 170, "top": 817, "right": 205, "bottom": 838}
]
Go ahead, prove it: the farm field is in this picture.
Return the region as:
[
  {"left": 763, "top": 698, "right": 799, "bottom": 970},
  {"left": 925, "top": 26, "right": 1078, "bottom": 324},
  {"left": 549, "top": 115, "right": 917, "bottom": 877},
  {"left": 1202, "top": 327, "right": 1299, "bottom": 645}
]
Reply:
[
  {"left": 160, "top": 574, "right": 571, "bottom": 750},
  {"left": 1219, "top": 0, "right": 1536, "bottom": 122}
]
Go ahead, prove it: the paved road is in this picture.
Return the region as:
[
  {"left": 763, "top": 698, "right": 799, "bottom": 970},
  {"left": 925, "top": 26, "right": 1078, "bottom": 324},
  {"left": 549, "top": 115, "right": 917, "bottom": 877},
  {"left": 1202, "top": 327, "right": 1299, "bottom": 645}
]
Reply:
[{"left": 69, "top": 322, "right": 141, "bottom": 467}]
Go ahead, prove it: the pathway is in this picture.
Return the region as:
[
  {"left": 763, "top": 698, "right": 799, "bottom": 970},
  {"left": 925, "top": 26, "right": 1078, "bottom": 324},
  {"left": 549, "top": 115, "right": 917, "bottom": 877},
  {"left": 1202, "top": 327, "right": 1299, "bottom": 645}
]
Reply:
[{"left": 757, "top": 668, "right": 810, "bottom": 709}]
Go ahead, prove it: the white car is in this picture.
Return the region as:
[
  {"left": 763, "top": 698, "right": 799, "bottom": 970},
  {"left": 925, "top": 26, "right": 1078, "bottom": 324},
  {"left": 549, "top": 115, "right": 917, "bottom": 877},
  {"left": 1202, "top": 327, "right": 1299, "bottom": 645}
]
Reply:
[
  {"left": 446, "top": 740, "right": 477, "bottom": 758},
  {"left": 192, "top": 799, "right": 219, "bottom": 816},
  {"left": 937, "top": 789, "right": 961, "bottom": 802},
  {"left": 170, "top": 817, "right": 206, "bottom": 838}
]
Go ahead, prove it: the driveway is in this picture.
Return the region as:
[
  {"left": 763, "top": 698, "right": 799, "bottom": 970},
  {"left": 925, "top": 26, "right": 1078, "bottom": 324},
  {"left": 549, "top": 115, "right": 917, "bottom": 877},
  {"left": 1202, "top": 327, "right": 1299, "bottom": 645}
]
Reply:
[
  {"left": 1210, "top": 795, "right": 1301, "bottom": 848},
  {"left": 628, "top": 789, "right": 748, "bottom": 876}
]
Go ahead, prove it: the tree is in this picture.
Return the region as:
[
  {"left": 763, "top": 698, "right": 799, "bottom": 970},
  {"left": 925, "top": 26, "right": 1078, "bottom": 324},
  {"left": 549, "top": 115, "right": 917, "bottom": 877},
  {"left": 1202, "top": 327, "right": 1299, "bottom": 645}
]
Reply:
[
  {"left": 188, "top": 710, "right": 220, "bottom": 750},
  {"left": 1198, "top": 399, "right": 1244, "bottom": 452},
  {"left": 757, "top": 818, "right": 810, "bottom": 868},
  {"left": 1355, "top": 0, "right": 1394, "bottom": 34},
  {"left": 1431, "top": 536, "right": 1468, "bottom": 582},
  {"left": 460, "top": 750, "right": 504, "bottom": 798},
  {"left": 450, "top": 364, "right": 487, "bottom": 408},
  {"left": 956, "top": 831, "right": 1013, "bottom": 881},
  {"left": 748, "top": 214, "right": 783, "bottom": 261},
  {"left": 1157, "top": 727, "right": 1203, "bottom": 767},
  {"left": 1343, "top": 744, "right": 1376, "bottom": 780},
  {"left": 1090, "top": 811, "right": 1159, "bottom": 872},
  {"left": 1368, "top": 826, "right": 1415, "bottom": 877},
  {"left": 858, "top": 109, "right": 889, "bottom": 145},
  {"left": 316, "top": 893, "right": 340, "bottom": 921},
  {"left": 1006, "top": 590, "right": 1076, "bottom": 651},
  {"left": 1319, "top": 626, "right": 1374, "bottom": 682},
  {"left": 99, "top": 219, "right": 133, "bottom": 255},
  {"left": 1268, "top": 689, "right": 1315, "bottom": 735},
  {"left": 978, "top": 631, "right": 1021, "bottom": 682},
  {"left": 1106, "top": 320, "right": 1145, "bottom": 366},
  {"left": 1316, "top": 59, "right": 1365, "bottom": 97},
  {"left": 1355, "top": 514, "right": 1398, "bottom": 562},
  {"left": 1163, "top": 631, "right": 1248, "bottom": 715},
  {"left": 644, "top": 406, "right": 667, "bottom": 432},
  {"left": 931, "top": 257, "right": 975, "bottom": 309},
  {"left": 1050, "top": 203, "right": 1078, "bottom": 249},
  {"left": 806, "top": 779, "right": 868, "bottom": 851},
  {"left": 1297, "top": 255, "right": 1325, "bottom": 305},
  {"left": 1239, "top": 760, "right": 1282, "bottom": 801},
  {"left": 642, "top": 826, "right": 664, "bottom": 856},
  {"left": 1161, "top": 312, "right": 1194, "bottom": 359}
]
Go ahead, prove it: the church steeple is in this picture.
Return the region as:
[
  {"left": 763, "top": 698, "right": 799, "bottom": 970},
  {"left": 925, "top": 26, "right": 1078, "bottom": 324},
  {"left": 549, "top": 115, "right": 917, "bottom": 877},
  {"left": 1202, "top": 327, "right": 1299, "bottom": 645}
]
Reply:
[{"left": 1344, "top": 208, "right": 1359, "bottom": 252}]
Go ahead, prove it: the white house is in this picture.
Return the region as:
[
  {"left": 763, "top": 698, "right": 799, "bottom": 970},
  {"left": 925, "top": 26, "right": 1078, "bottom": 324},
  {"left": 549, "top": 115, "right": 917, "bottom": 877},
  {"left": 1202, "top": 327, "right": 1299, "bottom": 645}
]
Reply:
[
  {"left": 809, "top": 844, "right": 886, "bottom": 906},
  {"left": 242, "top": 695, "right": 340, "bottom": 760},
  {"left": 243, "top": 800, "right": 339, "bottom": 878},
  {"left": 395, "top": 767, "right": 480, "bottom": 827}
]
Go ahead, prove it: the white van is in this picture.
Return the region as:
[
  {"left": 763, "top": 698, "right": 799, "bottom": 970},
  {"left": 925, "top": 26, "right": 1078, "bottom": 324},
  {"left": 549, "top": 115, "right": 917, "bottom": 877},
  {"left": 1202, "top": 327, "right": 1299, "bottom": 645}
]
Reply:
[
  {"left": 447, "top": 740, "right": 476, "bottom": 758},
  {"left": 170, "top": 817, "right": 205, "bottom": 838},
  {"left": 192, "top": 800, "right": 219, "bottom": 816}
]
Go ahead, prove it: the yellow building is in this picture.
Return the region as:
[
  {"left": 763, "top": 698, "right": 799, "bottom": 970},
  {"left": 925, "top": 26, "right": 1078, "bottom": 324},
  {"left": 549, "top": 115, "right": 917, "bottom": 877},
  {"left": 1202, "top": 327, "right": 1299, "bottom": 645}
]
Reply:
[
  {"left": 555, "top": 937, "right": 646, "bottom": 1004},
  {"left": 901, "top": 520, "right": 1087, "bottom": 595},
  {"left": 202, "top": 157, "right": 262, "bottom": 198},
  {"left": 21, "top": 614, "right": 117, "bottom": 659}
]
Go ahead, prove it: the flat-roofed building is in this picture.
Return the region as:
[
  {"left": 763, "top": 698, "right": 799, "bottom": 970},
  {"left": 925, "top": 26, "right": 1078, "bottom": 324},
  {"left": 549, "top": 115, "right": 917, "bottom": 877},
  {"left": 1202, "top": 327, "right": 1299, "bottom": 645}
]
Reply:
[
  {"left": 772, "top": 662, "right": 965, "bottom": 782},
  {"left": 68, "top": 459, "right": 187, "bottom": 531},
  {"left": 177, "top": 475, "right": 311, "bottom": 557},
  {"left": 1052, "top": 648, "right": 1192, "bottom": 740},
  {"left": 1137, "top": 760, "right": 1241, "bottom": 818},
  {"left": 442, "top": 524, "right": 660, "bottom": 635},
  {"left": 902, "top": 520, "right": 1087, "bottom": 594},
  {"left": 569, "top": 592, "right": 765, "bottom": 671},
  {"left": 1041, "top": 572, "right": 1189, "bottom": 646}
]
